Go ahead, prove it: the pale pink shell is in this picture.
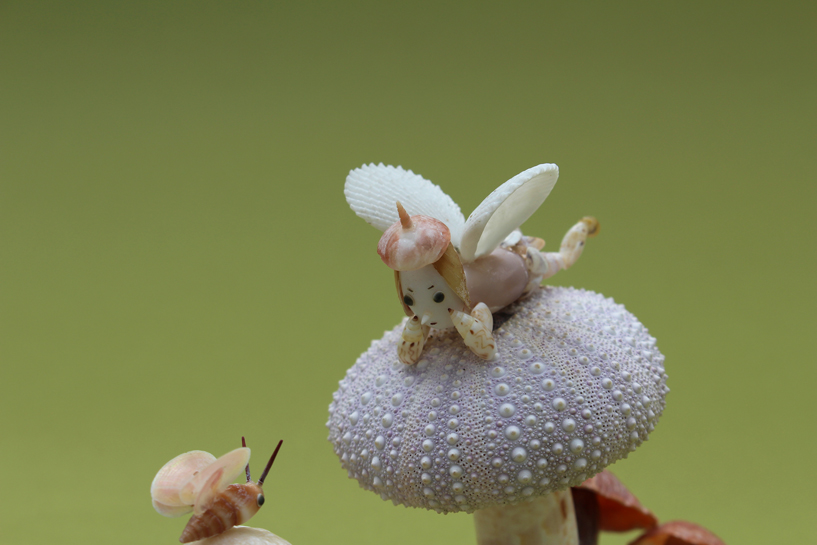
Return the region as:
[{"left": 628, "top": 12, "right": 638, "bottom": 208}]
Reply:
[
  {"left": 150, "top": 450, "right": 217, "bottom": 517},
  {"left": 377, "top": 214, "right": 451, "bottom": 271}
]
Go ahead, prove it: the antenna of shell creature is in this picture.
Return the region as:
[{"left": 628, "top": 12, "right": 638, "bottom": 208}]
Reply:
[
  {"left": 258, "top": 440, "right": 283, "bottom": 487},
  {"left": 396, "top": 201, "right": 412, "bottom": 229},
  {"left": 242, "top": 436, "right": 251, "bottom": 482}
]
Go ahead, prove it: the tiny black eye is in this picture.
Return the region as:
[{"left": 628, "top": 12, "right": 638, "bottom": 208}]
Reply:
[
  {"left": 433, "top": 292, "right": 445, "bottom": 303},
  {"left": 257, "top": 494, "right": 265, "bottom": 506},
  {"left": 403, "top": 294, "right": 415, "bottom": 306}
]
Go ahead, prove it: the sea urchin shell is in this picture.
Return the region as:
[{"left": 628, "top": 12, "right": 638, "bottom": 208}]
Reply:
[{"left": 327, "top": 286, "right": 668, "bottom": 513}]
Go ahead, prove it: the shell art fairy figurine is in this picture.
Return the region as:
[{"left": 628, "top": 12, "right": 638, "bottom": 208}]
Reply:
[{"left": 345, "top": 163, "right": 599, "bottom": 365}]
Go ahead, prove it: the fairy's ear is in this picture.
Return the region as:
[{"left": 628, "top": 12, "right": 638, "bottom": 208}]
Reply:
[{"left": 459, "top": 164, "right": 558, "bottom": 263}]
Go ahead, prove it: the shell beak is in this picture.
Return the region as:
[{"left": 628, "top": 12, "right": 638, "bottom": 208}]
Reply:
[{"left": 420, "top": 312, "right": 432, "bottom": 326}]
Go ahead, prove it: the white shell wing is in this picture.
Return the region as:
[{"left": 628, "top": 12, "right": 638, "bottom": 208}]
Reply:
[
  {"left": 459, "top": 164, "right": 559, "bottom": 262},
  {"left": 345, "top": 164, "right": 466, "bottom": 246},
  {"left": 150, "top": 450, "right": 217, "bottom": 517},
  {"left": 179, "top": 447, "right": 251, "bottom": 516}
]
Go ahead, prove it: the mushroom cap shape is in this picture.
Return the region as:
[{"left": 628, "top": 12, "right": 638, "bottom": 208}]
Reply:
[
  {"left": 377, "top": 213, "right": 451, "bottom": 271},
  {"left": 327, "top": 286, "right": 668, "bottom": 513}
]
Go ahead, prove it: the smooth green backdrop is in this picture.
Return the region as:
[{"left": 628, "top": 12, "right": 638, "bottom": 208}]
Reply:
[{"left": 1, "top": 2, "right": 814, "bottom": 544}]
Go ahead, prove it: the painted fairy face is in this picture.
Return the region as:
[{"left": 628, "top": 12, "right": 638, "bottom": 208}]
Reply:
[{"left": 399, "top": 266, "right": 467, "bottom": 330}]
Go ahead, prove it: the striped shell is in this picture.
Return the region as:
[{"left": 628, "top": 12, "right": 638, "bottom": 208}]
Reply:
[{"left": 179, "top": 482, "right": 264, "bottom": 543}]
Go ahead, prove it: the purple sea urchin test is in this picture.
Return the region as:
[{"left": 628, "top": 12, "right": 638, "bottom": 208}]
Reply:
[{"left": 327, "top": 286, "right": 668, "bottom": 513}]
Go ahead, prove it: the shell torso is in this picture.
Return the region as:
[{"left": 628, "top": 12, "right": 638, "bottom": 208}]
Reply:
[{"left": 180, "top": 483, "right": 263, "bottom": 543}]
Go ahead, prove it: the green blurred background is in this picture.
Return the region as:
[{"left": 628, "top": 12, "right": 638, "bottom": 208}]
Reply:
[{"left": 1, "top": 2, "right": 814, "bottom": 544}]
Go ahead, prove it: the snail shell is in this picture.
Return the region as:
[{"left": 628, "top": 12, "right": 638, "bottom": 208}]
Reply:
[{"left": 151, "top": 450, "right": 217, "bottom": 517}]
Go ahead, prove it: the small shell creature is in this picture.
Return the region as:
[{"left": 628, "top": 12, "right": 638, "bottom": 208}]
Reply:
[
  {"left": 345, "top": 163, "right": 599, "bottom": 364},
  {"left": 151, "top": 438, "right": 283, "bottom": 543}
]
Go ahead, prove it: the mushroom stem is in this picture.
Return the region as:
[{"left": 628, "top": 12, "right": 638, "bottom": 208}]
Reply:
[{"left": 473, "top": 489, "right": 579, "bottom": 545}]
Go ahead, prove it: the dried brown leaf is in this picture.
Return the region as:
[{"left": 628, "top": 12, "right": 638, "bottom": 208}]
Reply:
[
  {"left": 574, "top": 470, "right": 658, "bottom": 532},
  {"left": 629, "top": 520, "right": 726, "bottom": 545}
]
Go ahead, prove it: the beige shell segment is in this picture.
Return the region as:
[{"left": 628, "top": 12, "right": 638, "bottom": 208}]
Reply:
[
  {"left": 397, "top": 316, "right": 430, "bottom": 365},
  {"left": 449, "top": 302, "right": 497, "bottom": 360},
  {"left": 431, "top": 243, "right": 471, "bottom": 310}
]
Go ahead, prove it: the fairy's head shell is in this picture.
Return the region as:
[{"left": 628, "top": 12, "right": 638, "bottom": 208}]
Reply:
[{"left": 377, "top": 202, "right": 451, "bottom": 272}]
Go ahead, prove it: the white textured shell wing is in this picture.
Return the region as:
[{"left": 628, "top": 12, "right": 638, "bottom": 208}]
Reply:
[
  {"left": 150, "top": 450, "right": 217, "bottom": 517},
  {"left": 179, "top": 447, "right": 251, "bottom": 516},
  {"left": 345, "top": 164, "right": 466, "bottom": 246},
  {"left": 459, "top": 163, "right": 559, "bottom": 262}
]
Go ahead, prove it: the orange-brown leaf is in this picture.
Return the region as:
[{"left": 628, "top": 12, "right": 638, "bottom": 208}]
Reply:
[
  {"left": 629, "top": 520, "right": 726, "bottom": 545},
  {"left": 574, "top": 470, "right": 658, "bottom": 532}
]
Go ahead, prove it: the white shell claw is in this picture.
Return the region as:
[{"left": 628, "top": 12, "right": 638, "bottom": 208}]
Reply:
[
  {"left": 537, "top": 217, "right": 600, "bottom": 282},
  {"left": 459, "top": 164, "right": 559, "bottom": 263},
  {"left": 397, "top": 316, "right": 430, "bottom": 365},
  {"left": 345, "top": 164, "right": 465, "bottom": 243},
  {"left": 151, "top": 451, "right": 217, "bottom": 517},
  {"left": 558, "top": 217, "right": 598, "bottom": 269},
  {"left": 449, "top": 303, "right": 497, "bottom": 360}
]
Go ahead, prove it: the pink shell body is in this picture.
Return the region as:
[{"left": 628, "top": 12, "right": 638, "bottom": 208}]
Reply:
[{"left": 464, "top": 248, "right": 529, "bottom": 312}]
